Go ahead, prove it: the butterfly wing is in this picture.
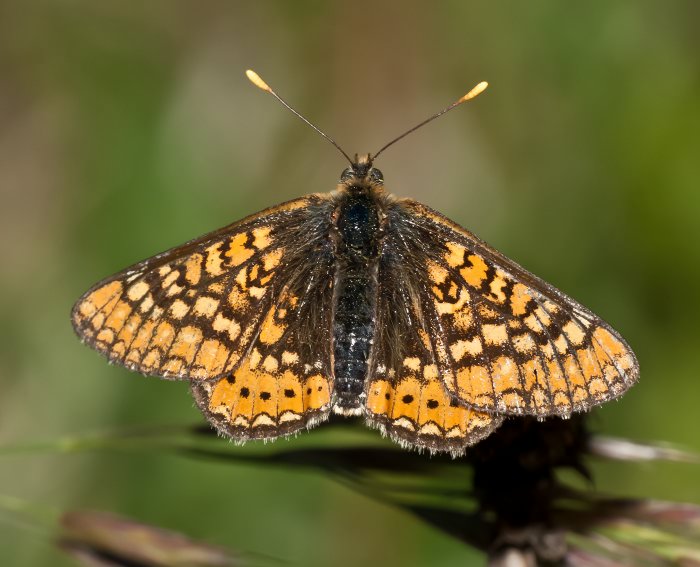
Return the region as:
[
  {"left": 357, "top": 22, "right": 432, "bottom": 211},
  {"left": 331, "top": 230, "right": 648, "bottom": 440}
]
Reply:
[
  {"left": 72, "top": 196, "right": 334, "bottom": 384},
  {"left": 385, "top": 199, "right": 639, "bottom": 418},
  {"left": 192, "top": 254, "right": 336, "bottom": 440},
  {"left": 74, "top": 195, "right": 338, "bottom": 440},
  {"left": 364, "top": 236, "right": 503, "bottom": 455}
]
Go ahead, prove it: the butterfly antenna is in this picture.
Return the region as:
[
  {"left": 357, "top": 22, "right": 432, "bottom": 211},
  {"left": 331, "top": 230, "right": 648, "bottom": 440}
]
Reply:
[
  {"left": 246, "top": 69, "right": 354, "bottom": 166},
  {"left": 371, "top": 81, "right": 489, "bottom": 161}
]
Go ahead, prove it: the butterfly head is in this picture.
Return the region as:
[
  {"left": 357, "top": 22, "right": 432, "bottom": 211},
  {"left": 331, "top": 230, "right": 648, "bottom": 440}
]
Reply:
[{"left": 339, "top": 154, "right": 384, "bottom": 190}]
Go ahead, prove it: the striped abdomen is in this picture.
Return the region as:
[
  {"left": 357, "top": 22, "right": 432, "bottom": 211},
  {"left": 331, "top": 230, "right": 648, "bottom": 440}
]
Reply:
[{"left": 332, "top": 191, "right": 382, "bottom": 412}]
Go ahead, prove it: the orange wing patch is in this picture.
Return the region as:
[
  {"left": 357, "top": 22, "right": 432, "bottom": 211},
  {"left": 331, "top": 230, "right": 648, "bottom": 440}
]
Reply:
[
  {"left": 193, "top": 361, "right": 331, "bottom": 440},
  {"left": 366, "top": 366, "right": 501, "bottom": 456},
  {"left": 191, "top": 287, "right": 333, "bottom": 440},
  {"left": 401, "top": 199, "right": 639, "bottom": 418}
]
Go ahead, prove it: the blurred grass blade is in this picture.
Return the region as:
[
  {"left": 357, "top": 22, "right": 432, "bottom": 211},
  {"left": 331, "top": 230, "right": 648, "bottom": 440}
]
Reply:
[
  {"left": 563, "top": 498, "right": 700, "bottom": 565},
  {"left": 59, "top": 510, "right": 272, "bottom": 567},
  {"left": 0, "top": 493, "right": 279, "bottom": 567},
  {"left": 589, "top": 436, "right": 700, "bottom": 464},
  {"left": 0, "top": 493, "right": 59, "bottom": 537}
]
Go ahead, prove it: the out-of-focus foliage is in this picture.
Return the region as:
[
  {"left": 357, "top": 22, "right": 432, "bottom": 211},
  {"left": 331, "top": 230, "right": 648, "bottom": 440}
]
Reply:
[
  {"left": 2, "top": 422, "right": 699, "bottom": 565},
  {"left": 59, "top": 509, "right": 246, "bottom": 567},
  {"left": 0, "top": 2, "right": 698, "bottom": 566}
]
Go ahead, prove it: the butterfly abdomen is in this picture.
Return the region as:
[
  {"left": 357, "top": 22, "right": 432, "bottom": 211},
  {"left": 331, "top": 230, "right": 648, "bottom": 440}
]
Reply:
[{"left": 332, "top": 189, "right": 382, "bottom": 413}]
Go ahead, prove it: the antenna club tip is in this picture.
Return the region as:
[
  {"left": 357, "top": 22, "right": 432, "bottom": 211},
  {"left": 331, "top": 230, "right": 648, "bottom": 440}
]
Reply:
[
  {"left": 459, "top": 81, "right": 489, "bottom": 103},
  {"left": 245, "top": 69, "right": 271, "bottom": 92}
]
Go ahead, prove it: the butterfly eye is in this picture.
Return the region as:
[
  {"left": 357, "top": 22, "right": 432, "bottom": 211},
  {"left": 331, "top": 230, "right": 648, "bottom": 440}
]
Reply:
[
  {"left": 369, "top": 168, "right": 384, "bottom": 183},
  {"left": 340, "top": 167, "right": 355, "bottom": 183}
]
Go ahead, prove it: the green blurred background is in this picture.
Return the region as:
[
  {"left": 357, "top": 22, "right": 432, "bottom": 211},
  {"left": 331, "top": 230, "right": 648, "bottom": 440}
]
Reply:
[{"left": 1, "top": 2, "right": 699, "bottom": 565}]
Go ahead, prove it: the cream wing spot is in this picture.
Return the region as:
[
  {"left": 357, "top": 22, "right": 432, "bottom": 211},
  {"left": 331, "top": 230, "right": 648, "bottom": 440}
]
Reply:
[
  {"left": 512, "top": 333, "right": 536, "bottom": 354},
  {"left": 449, "top": 337, "right": 483, "bottom": 361},
  {"left": 553, "top": 334, "right": 568, "bottom": 354},
  {"left": 78, "top": 300, "right": 96, "bottom": 318},
  {"left": 96, "top": 328, "right": 115, "bottom": 344},
  {"left": 193, "top": 296, "right": 220, "bottom": 318},
  {"left": 249, "top": 287, "right": 266, "bottom": 299},
  {"left": 252, "top": 414, "right": 275, "bottom": 427},
  {"left": 423, "top": 364, "right": 438, "bottom": 379},
  {"left": 204, "top": 242, "right": 224, "bottom": 276},
  {"left": 262, "top": 355, "right": 279, "bottom": 372},
  {"left": 524, "top": 313, "right": 544, "bottom": 333},
  {"left": 127, "top": 281, "right": 149, "bottom": 301},
  {"left": 212, "top": 313, "right": 241, "bottom": 341},
  {"left": 510, "top": 283, "right": 533, "bottom": 316},
  {"left": 534, "top": 306, "right": 551, "bottom": 326},
  {"left": 139, "top": 294, "right": 154, "bottom": 313},
  {"left": 235, "top": 268, "right": 247, "bottom": 289},
  {"left": 161, "top": 270, "right": 179, "bottom": 289},
  {"left": 482, "top": 323, "right": 508, "bottom": 345},
  {"left": 281, "top": 351, "right": 299, "bottom": 365},
  {"left": 208, "top": 282, "right": 225, "bottom": 294},
  {"left": 248, "top": 348, "right": 262, "bottom": 370},
  {"left": 444, "top": 242, "right": 465, "bottom": 268},
  {"left": 169, "top": 299, "right": 190, "bottom": 319},
  {"left": 252, "top": 227, "right": 272, "bottom": 249},
  {"left": 263, "top": 249, "right": 283, "bottom": 271},
  {"left": 166, "top": 283, "right": 183, "bottom": 297},
  {"left": 183, "top": 253, "right": 203, "bottom": 285}
]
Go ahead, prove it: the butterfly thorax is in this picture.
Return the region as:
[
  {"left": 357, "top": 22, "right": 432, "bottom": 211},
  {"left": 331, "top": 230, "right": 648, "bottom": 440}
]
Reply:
[{"left": 331, "top": 161, "right": 386, "bottom": 415}]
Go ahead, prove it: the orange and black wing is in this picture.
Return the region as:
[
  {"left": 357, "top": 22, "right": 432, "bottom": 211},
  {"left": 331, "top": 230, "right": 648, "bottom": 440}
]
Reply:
[
  {"left": 72, "top": 195, "right": 335, "bottom": 381},
  {"left": 384, "top": 199, "right": 639, "bottom": 418},
  {"left": 191, "top": 272, "right": 335, "bottom": 440},
  {"left": 365, "top": 239, "right": 502, "bottom": 456},
  {"left": 73, "top": 195, "right": 338, "bottom": 440}
]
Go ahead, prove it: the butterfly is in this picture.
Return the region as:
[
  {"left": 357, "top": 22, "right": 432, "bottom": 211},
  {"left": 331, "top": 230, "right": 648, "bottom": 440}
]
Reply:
[{"left": 72, "top": 70, "right": 638, "bottom": 456}]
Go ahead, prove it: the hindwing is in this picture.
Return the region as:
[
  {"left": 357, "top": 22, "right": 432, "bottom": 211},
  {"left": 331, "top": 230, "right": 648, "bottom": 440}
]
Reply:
[
  {"left": 365, "top": 238, "right": 503, "bottom": 456},
  {"left": 192, "top": 257, "right": 335, "bottom": 440}
]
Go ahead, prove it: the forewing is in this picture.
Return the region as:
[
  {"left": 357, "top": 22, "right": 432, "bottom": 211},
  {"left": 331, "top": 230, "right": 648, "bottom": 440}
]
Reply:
[
  {"left": 72, "top": 196, "right": 333, "bottom": 382},
  {"left": 387, "top": 199, "right": 639, "bottom": 417},
  {"left": 365, "top": 244, "right": 502, "bottom": 455},
  {"left": 192, "top": 255, "right": 335, "bottom": 441}
]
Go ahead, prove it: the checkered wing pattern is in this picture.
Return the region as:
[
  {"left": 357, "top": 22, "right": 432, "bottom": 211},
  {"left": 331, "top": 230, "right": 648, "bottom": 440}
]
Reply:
[
  {"left": 365, "top": 262, "right": 502, "bottom": 455},
  {"left": 192, "top": 270, "right": 335, "bottom": 440},
  {"left": 387, "top": 199, "right": 639, "bottom": 418},
  {"left": 73, "top": 195, "right": 338, "bottom": 439}
]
